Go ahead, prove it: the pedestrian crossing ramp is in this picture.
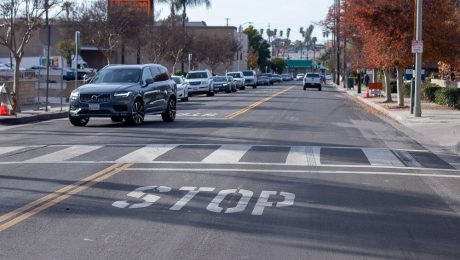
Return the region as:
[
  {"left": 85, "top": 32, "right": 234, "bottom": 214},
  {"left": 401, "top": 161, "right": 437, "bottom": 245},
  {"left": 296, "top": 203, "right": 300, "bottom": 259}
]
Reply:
[{"left": 0, "top": 144, "right": 455, "bottom": 170}]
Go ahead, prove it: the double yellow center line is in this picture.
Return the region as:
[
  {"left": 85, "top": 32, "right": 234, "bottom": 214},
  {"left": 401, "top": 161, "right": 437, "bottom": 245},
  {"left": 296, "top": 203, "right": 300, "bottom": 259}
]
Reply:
[
  {"left": 226, "top": 86, "right": 294, "bottom": 119},
  {"left": 0, "top": 163, "right": 132, "bottom": 233}
]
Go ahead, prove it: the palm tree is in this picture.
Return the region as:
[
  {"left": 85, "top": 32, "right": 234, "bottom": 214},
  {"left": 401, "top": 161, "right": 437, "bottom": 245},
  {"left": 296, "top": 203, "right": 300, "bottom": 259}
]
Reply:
[
  {"left": 273, "top": 29, "right": 278, "bottom": 38},
  {"left": 175, "top": 0, "right": 211, "bottom": 28},
  {"left": 312, "top": 36, "right": 318, "bottom": 68},
  {"left": 280, "top": 30, "right": 284, "bottom": 38},
  {"left": 62, "top": 1, "right": 73, "bottom": 20},
  {"left": 302, "top": 25, "right": 314, "bottom": 59},
  {"left": 260, "top": 28, "right": 264, "bottom": 36},
  {"left": 156, "top": 0, "right": 180, "bottom": 25},
  {"left": 286, "top": 28, "right": 291, "bottom": 40}
]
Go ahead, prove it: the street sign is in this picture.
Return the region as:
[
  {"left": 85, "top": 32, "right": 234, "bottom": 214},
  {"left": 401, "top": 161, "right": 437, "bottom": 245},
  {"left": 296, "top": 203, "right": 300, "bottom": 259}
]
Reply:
[{"left": 412, "top": 40, "right": 423, "bottom": 53}]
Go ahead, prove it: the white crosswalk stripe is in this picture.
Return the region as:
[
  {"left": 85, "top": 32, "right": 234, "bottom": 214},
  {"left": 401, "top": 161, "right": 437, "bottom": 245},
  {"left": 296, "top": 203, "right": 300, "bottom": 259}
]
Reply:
[
  {"left": 25, "top": 145, "right": 103, "bottom": 163},
  {"left": 362, "top": 148, "right": 405, "bottom": 167},
  {"left": 0, "top": 144, "right": 451, "bottom": 169},
  {"left": 115, "top": 144, "right": 178, "bottom": 163},
  {"left": 202, "top": 144, "right": 251, "bottom": 164},
  {"left": 0, "top": 146, "right": 26, "bottom": 156}
]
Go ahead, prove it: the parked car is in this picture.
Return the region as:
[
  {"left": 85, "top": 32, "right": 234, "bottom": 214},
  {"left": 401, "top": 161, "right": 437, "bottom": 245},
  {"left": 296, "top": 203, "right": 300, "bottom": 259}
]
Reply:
[
  {"left": 226, "top": 76, "right": 238, "bottom": 92},
  {"left": 303, "top": 73, "right": 322, "bottom": 91},
  {"left": 325, "top": 74, "right": 332, "bottom": 81},
  {"left": 212, "top": 76, "right": 232, "bottom": 93},
  {"left": 185, "top": 70, "right": 215, "bottom": 97},
  {"left": 281, "top": 74, "right": 292, "bottom": 81},
  {"left": 272, "top": 74, "right": 282, "bottom": 83},
  {"left": 257, "top": 75, "right": 270, "bottom": 86},
  {"left": 243, "top": 70, "right": 258, "bottom": 88},
  {"left": 260, "top": 73, "right": 274, "bottom": 85},
  {"left": 226, "top": 71, "right": 246, "bottom": 90},
  {"left": 172, "top": 76, "right": 189, "bottom": 102},
  {"left": 296, "top": 74, "right": 304, "bottom": 81},
  {"left": 68, "top": 64, "right": 177, "bottom": 126}
]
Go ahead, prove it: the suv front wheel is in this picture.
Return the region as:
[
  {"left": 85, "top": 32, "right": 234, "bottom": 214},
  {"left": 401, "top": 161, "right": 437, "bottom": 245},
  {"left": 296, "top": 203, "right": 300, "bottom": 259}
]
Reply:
[
  {"left": 125, "top": 99, "right": 145, "bottom": 126},
  {"left": 69, "top": 115, "right": 89, "bottom": 127},
  {"left": 207, "top": 84, "right": 215, "bottom": 97}
]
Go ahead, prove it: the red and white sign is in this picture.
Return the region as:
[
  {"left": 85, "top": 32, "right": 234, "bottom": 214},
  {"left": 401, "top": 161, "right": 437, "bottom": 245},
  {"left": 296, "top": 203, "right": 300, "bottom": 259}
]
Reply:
[{"left": 412, "top": 40, "right": 423, "bottom": 54}]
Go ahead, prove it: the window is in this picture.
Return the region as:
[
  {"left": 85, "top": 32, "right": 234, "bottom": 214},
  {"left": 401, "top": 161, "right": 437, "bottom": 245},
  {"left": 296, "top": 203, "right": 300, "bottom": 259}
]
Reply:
[
  {"left": 142, "top": 68, "right": 153, "bottom": 83},
  {"left": 150, "top": 67, "right": 162, "bottom": 82}
]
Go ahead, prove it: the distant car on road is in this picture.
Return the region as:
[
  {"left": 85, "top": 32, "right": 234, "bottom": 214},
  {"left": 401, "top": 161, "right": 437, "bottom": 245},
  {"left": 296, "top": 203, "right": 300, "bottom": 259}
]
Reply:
[
  {"left": 296, "top": 74, "right": 304, "bottom": 81},
  {"left": 68, "top": 64, "right": 177, "bottom": 126},
  {"left": 257, "top": 76, "right": 270, "bottom": 86},
  {"left": 185, "top": 70, "right": 215, "bottom": 97},
  {"left": 281, "top": 74, "right": 292, "bottom": 81},
  {"left": 261, "top": 73, "right": 275, "bottom": 85},
  {"left": 226, "top": 76, "right": 238, "bottom": 92},
  {"left": 226, "top": 71, "right": 246, "bottom": 90},
  {"left": 172, "top": 76, "right": 189, "bottom": 102},
  {"left": 243, "top": 70, "right": 258, "bottom": 88},
  {"left": 303, "top": 73, "right": 322, "bottom": 91},
  {"left": 212, "top": 76, "right": 232, "bottom": 93},
  {"left": 272, "top": 74, "right": 282, "bottom": 83}
]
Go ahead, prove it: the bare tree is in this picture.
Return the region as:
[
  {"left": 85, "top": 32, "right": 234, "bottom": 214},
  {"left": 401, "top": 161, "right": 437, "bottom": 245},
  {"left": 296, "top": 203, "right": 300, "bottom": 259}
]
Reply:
[{"left": 0, "top": 0, "right": 60, "bottom": 109}]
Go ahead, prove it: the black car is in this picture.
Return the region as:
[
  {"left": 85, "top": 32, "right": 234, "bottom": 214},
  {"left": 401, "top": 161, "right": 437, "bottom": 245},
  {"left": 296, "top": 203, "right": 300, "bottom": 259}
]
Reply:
[
  {"left": 68, "top": 64, "right": 177, "bottom": 126},
  {"left": 212, "top": 76, "right": 232, "bottom": 93}
]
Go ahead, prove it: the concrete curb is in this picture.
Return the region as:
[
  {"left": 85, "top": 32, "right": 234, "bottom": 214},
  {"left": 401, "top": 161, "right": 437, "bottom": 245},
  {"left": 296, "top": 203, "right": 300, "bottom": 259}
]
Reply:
[{"left": 0, "top": 111, "right": 68, "bottom": 125}]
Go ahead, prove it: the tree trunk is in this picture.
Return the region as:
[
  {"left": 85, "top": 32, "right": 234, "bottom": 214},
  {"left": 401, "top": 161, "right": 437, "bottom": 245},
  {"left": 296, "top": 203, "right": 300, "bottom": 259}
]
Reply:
[
  {"left": 396, "top": 66, "right": 404, "bottom": 107},
  {"left": 13, "top": 57, "right": 22, "bottom": 112},
  {"left": 383, "top": 69, "right": 393, "bottom": 102}
]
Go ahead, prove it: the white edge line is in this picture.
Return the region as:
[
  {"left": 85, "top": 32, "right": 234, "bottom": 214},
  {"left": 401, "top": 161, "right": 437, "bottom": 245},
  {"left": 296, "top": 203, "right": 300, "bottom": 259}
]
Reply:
[
  {"left": 0, "top": 161, "right": 457, "bottom": 172},
  {"left": 125, "top": 168, "right": 460, "bottom": 179}
]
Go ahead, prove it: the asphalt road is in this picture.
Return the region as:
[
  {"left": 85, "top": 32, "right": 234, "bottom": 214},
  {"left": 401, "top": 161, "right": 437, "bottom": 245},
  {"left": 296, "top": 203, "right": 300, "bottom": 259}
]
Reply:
[{"left": 1, "top": 81, "right": 460, "bottom": 260}]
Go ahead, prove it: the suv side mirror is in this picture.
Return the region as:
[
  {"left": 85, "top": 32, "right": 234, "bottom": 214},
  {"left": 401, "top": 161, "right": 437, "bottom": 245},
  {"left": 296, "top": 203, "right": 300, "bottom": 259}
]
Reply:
[{"left": 144, "top": 78, "right": 154, "bottom": 86}]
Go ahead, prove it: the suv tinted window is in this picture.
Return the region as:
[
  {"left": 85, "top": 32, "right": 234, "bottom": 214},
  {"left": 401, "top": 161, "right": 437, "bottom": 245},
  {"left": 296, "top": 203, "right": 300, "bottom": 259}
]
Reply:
[
  {"left": 243, "top": 71, "right": 254, "bottom": 76},
  {"left": 150, "top": 67, "right": 162, "bottom": 82},
  {"left": 306, "top": 74, "right": 320, "bottom": 78},
  {"left": 142, "top": 68, "right": 153, "bottom": 83},
  {"left": 158, "top": 66, "right": 170, "bottom": 81},
  {"left": 227, "top": 73, "right": 241, "bottom": 78}
]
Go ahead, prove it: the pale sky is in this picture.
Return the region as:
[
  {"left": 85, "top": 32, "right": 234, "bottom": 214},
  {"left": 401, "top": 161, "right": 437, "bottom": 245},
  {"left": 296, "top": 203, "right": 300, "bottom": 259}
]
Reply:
[{"left": 155, "top": 0, "right": 333, "bottom": 43}]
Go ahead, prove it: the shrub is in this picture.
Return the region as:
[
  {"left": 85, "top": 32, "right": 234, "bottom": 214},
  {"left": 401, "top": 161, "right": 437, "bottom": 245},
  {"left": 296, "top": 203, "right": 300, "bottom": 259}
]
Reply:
[
  {"left": 455, "top": 102, "right": 460, "bottom": 110},
  {"left": 403, "top": 82, "right": 411, "bottom": 97},
  {"left": 422, "top": 83, "right": 442, "bottom": 102},
  {"left": 434, "top": 88, "right": 460, "bottom": 107}
]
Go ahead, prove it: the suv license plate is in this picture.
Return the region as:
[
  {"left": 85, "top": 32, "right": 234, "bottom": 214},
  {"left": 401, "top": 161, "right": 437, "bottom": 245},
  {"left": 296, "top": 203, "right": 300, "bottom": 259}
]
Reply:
[{"left": 88, "top": 103, "right": 100, "bottom": 110}]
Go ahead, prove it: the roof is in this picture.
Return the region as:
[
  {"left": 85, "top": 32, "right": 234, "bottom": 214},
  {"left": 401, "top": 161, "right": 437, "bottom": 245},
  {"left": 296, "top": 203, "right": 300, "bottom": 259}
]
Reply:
[{"left": 286, "top": 60, "right": 313, "bottom": 69}]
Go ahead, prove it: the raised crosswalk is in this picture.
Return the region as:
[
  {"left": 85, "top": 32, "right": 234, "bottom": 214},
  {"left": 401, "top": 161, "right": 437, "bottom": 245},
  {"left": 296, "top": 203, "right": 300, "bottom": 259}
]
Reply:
[{"left": 0, "top": 144, "right": 455, "bottom": 169}]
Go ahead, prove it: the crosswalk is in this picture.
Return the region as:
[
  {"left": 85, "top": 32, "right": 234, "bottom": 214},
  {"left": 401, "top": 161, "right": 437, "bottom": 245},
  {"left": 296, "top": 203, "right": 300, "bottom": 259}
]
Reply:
[{"left": 0, "top": 144, "right": 455, "bottom": 169}]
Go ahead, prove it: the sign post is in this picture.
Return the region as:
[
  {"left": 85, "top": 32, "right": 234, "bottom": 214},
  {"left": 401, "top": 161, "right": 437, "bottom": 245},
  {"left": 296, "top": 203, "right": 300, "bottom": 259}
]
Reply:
[{"left": 75, "top": 31, "right": 80, "bottom": 90}]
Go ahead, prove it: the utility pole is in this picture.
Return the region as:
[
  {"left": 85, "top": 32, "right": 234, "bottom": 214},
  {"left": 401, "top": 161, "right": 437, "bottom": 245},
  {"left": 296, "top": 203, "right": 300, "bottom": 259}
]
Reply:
[
  {"left": 45, "top": 0, "right": 50, "bottom": 112},
  {"left": 414, "top": 0, "right": 423, "bottom": 117},
  {"left": 225, "top": 18, "right": 230, "bottom": 26},
  {"left": 335, "top": 0, "right": 341, "bottom": 86}
]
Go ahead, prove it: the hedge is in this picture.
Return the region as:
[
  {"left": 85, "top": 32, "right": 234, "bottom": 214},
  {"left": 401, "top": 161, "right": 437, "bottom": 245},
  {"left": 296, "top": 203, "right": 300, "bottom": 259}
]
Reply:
[
  {"left": 434, "top": 88, "right": 460, "bottom": 107},
  {"left": 422, "top": 83, "right": 442, "bottom": 102}
]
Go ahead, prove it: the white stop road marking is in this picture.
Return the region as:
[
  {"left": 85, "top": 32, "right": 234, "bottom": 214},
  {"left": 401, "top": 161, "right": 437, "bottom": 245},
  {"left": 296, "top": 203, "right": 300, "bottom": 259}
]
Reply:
[{"left": 112, "top": 186, "right": 295, "bottom": 215}]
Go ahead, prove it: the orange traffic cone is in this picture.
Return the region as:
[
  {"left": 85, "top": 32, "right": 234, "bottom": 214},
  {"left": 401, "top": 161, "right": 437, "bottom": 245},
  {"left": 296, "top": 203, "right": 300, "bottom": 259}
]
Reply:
[
  {"left": 364, "top": 88, "right": 371, "bottom": 98},
  {"left": 0, "top": 102, "right": 8, "bottom": 115}
]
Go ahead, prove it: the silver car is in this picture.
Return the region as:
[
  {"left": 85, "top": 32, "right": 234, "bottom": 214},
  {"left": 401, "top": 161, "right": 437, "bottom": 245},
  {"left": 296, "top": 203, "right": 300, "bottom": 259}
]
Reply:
[{"left": 68, "top": 64, "right": 177, "bottom": 126}]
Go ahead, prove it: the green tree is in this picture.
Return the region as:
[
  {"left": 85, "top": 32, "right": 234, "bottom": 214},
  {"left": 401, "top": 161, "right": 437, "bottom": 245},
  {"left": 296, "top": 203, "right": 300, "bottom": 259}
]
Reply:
[
  {"left": 270, "top": 57, "right": 286, "bottom": 74},
  {"left": 244, "top": 26, "right": 271, "bottom": 70},
  {"left": 175, "top": 0, "right": 211, "bottom": 27},
  {"left": 56, "top": 40, "right": 76, "bottom": 67}
]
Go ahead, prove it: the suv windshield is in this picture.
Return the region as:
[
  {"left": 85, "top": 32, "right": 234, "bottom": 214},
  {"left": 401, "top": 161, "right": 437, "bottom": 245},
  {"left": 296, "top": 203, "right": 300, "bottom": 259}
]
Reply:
[
  {"left": 227, "top": 73, "right": 241, "bottom": 78},
  {"left": 186, "top": 72, "right": 208, "bottom": 79},
  {"left": 306, "top": 74, "right": 320, "bottom": 78},
  {"left": 243, "top": 71, "right": 254, "bottom": 76},
  {"left": 91, "top": 68, "right": 141, "bottom": 83}
]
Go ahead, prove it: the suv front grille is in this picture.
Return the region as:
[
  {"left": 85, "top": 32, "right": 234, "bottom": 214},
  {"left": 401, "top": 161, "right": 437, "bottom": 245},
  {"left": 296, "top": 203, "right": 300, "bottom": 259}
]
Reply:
[{"left": 80, "top": 94, "right": 111, "bottom": 103}]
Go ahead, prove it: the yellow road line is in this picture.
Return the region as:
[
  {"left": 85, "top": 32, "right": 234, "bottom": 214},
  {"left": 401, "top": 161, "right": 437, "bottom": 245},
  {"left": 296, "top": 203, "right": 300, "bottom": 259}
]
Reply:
[
  {"left": 226, "top": 86, "right": 294, "bottom": 119},
  {"left": 0, "top": 163, "right": 132, "bottom": 233}
]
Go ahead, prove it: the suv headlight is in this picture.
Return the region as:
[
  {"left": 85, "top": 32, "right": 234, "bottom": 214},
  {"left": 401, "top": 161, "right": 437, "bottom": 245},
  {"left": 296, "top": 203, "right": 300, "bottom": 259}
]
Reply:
[
  {"left": 202, "top": 81, "right": 209, "bottom": 85},
  {"left": 70, "top": 91, "right": 79, "bottom": 100},
  {"left": 114, "top": 91, "right": 132, "bottom": 98}
]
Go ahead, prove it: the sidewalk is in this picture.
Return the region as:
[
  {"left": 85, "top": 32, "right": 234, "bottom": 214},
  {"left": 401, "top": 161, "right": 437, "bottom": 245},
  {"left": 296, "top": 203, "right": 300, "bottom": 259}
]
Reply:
[
  {"left": 0, "top": 103, "right": 68, "bottom": 125},
  {"left": 335, "top": 84, "right": 460, "bottom": 157}
]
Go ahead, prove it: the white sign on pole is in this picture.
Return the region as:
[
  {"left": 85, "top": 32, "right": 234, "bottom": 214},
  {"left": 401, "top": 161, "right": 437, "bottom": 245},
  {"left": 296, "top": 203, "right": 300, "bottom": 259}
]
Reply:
[{"left": 411, "top": 40, "right": 423, "bottom": 54}]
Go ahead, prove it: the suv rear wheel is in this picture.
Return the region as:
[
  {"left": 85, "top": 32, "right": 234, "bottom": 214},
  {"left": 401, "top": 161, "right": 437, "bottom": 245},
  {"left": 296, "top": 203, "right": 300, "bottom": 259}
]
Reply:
[
  {"left": 162, "top": 97, "right": 176, "bottom": 122},
  {"left": 125, "top": 99, "right": 145, "bottom": 126}
]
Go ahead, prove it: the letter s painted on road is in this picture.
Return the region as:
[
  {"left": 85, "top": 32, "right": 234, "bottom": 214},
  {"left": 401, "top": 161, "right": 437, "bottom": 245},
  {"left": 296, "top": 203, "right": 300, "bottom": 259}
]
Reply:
[{"left": 112, "top": 186, "right": 172, "bottom": 209}]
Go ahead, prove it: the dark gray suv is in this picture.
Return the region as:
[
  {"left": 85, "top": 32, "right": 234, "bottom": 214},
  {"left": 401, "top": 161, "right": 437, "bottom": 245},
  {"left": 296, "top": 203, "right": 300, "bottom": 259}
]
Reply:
[{"left": 68, "top": 64, "right": 177, "bottom": 126}]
